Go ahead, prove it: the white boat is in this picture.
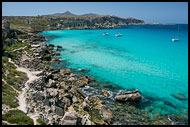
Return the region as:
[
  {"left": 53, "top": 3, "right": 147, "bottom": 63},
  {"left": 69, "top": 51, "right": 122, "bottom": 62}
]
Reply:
[
  {"left": 115, "top": 33, "right": 122, "bottom": 37},
  {"left": 172, "top": 25, "right": 180, "bottom": 42},
  {"left": 102, "top": 32, "right": 109, "bottom": 35},
  {"left": 172, "top": 38, "right": 179, "bottom": 42}
]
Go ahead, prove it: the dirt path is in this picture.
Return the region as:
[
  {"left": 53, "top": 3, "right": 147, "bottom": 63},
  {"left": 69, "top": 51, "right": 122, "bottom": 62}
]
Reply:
[
  {"left": 8, "top": 58, "right": 42, "bottom": 125},
  {"left": 16, "top": 67, "right": 42, "bottom": 125},
  {"left": 2, "top": 120, "right": 17, "bottom": 125},
  {"left": 11, "top": 46, "right": 27, "bottom": 52}
]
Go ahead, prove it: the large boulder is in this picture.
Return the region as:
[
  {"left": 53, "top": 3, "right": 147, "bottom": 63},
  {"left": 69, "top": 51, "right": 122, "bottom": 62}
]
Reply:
[
  {"left": 81, "top": 114, "right": 91, "bottom": 125},
  {"left": 60, "top": 69, "right": 71, "bottom": 75},
  {"left": 165, "top": 114, "right": 188, "bottom": 125},
  {"left": 60, "top": 81, "right": 72, "bottom": 91},
  {"left": 52, "top": 58, "right": 60, "bottom": 62},
  {"left": 100, "top": 106, "right": 113, "bottom": 124},
  {"left": 55, "top": 106, "right": 64, "bottom": 116},
  {"left": 49, "top": 44, "right": 55, "bottom": 47},
  {"left": 72, "top": 96, "right": 78, "bottom": 103},
  {"left": 40, "top": 42, "right": 48, "bottom": 55},
  {"left": 61, "top": 111, "right": 78, "bottom": 125},
  {"left": 46, "top": 79, "right": 56, "bottom": 88},
  {"left": 43, "top": 54, "right": 52, "bottom": 61},
  {"left": 43, "top": 99, "right": 50, "bottom": 106},
  {"left": 34, "top": 92, "right": 44, "bottom": 101},
  {"left": 47, "top": 88, "right": 58, "bottom": 97},
  {"left": 78, "top": 68, "right": 90, "bottom": 73},
  {"left": 77, "top": 76, "right": 89, "bottom": 87},
  {"left": 61, "top": 97, "right": 71, "bottom": 108},
  {"left": 102, "top": 89, "right": 110, "bottom": 97},
  {"left": 51, "top": 105, "right": 64, "bottom": 116},
  {"left": 57, "top": 45, "right": 62, "bottom": 49},
  {"left": 115, "top": 89, "right": 142, "bottom": 102},
  {"left": 171, "top": 93, "right": 187, "bottom": 100}
]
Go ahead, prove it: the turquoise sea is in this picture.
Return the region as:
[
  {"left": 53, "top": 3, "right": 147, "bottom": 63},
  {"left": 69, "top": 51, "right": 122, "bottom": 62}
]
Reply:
[{"left": 41, "top": 24, "right": 188, "bottom": 120}]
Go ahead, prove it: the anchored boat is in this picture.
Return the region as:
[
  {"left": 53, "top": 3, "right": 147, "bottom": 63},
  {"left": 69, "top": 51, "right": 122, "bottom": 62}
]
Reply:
[
  {"left": 172, "top": 25, "right": 180, "bottom": 42},
  {"left": 115, "top": 33, "right": 122, "bottom": 37},
  {"left": 102, "top": 32, "right": 109, "bottom": 35},
  {"left": 172, "top": 38, "right": 179, "bottom": 42}
]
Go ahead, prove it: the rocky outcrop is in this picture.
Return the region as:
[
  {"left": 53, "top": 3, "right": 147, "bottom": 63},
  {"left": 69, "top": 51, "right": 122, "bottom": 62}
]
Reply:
[
  {"left": 2, "top": 20, "right": 17, "bottom": 47},
  {"left": 2, "top": 20, "right": 25, "bottom": 48},
  {"left": 115, "top": 89, "right": 142, "bottom": 102},
  {"left": 27, "top": 33, "right": 46, "bottom": 43},
  {"left": 2, "top": 20, "right": 11, "bottom": 41}
]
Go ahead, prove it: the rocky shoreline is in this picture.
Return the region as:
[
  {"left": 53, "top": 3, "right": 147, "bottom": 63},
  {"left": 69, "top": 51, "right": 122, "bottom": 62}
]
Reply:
[
  {"left": 2, "top": 20, "right": 188, "bottom": 125},
  {"left": 7, "top": 37, "right": 115, "bottom": 125}
]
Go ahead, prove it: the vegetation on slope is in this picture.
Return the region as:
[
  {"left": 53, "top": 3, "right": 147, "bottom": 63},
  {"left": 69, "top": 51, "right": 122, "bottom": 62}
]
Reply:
[
  {"left": 2, "top": 56, "right": 28, "bottom": 108},
  {"left": 2, "top": 32, "right": 30, "bottom": 109},
  {"left": 2, "top": 15, "right": 144, "bottom": 32},
  {"left": 2, "top": 110, "right": 34, "bottom": 125},
  {"left": 37, "top": 118, "right": 47, "bottom": 125}
]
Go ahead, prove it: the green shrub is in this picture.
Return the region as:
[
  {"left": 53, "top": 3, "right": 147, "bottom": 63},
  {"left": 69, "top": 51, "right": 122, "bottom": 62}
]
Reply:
[
  {"left": 2, "top": 83, "right": 18, "bottom": 96},
  {"left": 3, "top": 62, "right": 17, "bottom": 70},
  {"left": 2, "top": 84, "right": 19, "bottom": 108},
  {"left": 2, "top": 57, "right": 28, "bottom": 108},
  {"left": 2, "top": 95, "right": 19, "bottom": 108},
  {"left": 25, "top": 48, "right": 32, "bottom": 55},
  {"left": 2, "top": 110, "right": 34, "bottom": 125},
  {"left": 2, "top": 56, "right": 8, "bottom": 63},
  {"left": 18, "top": 34, "right": 28, "bottom": 39},
  {"left": 37, "top": 118, "right": 47, "bottom": 125},
  {"left": 4, "top": 42, "right": 30, "bottom": 52},
  {"left": 9, "top": 52, "right": 22, "bottom": 59},
  {"left": 5, "top": 68, "right": 28, "bottom": 87}
]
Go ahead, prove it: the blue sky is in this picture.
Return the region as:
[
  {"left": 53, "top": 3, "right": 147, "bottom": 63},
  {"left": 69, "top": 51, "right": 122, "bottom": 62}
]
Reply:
[{"left": 2, "top": 2, "right": 188, "bottom": 24}]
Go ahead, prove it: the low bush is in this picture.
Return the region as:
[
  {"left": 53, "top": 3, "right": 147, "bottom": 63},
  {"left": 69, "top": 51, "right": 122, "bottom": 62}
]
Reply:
[
  {"left": 5, "top": 68, "right": 28, "bottom": 88},
  {"left": 2, "top": 83, "right": 19, "bottom": 108},
  {"left": 37, "top": 118, "right": 47, "bottom": 125},
  {"left": 4, "top": 42, "right": 30, "bottom": 52},
  {"left": 18, "top": 34, "right": 28, "bottom": 39},
  {"left": 2, "top": 110, "right": 34, "bottom": 125}
]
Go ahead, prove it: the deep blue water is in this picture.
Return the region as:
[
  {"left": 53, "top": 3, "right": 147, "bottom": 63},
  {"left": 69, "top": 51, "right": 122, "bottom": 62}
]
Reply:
[{"left": 41, "top": 24, "right": 188, "bottom": 119}]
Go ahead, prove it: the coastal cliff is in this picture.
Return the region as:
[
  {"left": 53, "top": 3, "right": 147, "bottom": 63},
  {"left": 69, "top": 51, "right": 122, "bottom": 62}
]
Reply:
[{"left": 2, "top": 14, "right": 144, "bottom": 32}]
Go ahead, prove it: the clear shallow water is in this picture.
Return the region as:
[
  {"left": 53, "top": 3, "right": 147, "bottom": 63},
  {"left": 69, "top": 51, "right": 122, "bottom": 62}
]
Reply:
[{"left": 41, "top": 25, "right": 188, "bottom": 119}]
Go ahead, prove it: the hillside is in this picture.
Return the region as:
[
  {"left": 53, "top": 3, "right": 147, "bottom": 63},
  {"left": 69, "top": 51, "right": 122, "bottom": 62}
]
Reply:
[{"left": 2, "top": 14, "right": 144, "bottom": 32}]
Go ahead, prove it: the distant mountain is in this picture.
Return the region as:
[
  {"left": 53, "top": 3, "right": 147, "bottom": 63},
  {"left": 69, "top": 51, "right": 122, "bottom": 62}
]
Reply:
[
  {"left": 81, "top": 13, "right": 99, "bottom": 16},
  {"left": 47, "top": 11, "right": 77, "bottom": 16},
  {"left": 44, "top": 11, "right": 99, "bottom": 16}
]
